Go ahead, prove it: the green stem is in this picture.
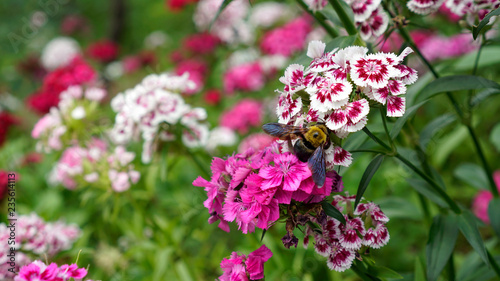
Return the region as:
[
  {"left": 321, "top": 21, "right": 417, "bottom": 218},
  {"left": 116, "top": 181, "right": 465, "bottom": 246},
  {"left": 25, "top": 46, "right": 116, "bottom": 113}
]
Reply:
[
  {"left": 380, "top": 107, "right": 395, "bottom": 150},
  {"left": 446, "top": 254, "right": 456, "bottom": 281},
  {"left": 185, "top": 147, "right": 211, "bottom": 179},
  {"left": 296, "top": 0, "right": 340, "bottom": 37},
  {"left": 327, "top": 0, "right": 358, "bottom": 36},
  {"left": 395, "top": 153, "right": 462, "bottom": 214},
  {"left": 417, "top": 193, "right": 432, "bottom": 224},
  {"left": 362, "top": 127, "right": 393, "bottom": 152},
  {"left": 390, "top": 15, "right": 498, "bottom": 198},
  {"left": 487, "top": 250, "right": 500, "bottom": 278}
]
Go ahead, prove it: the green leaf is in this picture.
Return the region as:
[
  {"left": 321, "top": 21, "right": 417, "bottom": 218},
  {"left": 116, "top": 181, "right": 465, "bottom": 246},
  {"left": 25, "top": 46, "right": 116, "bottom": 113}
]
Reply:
[
  {"left": 473, "top": 7, "right": 500, "bottom": 39},
  {"left": 366, "top": 264, "right": 403, "bottom": 279},
  {"left": 355, "top": 154, "right": 384, "bottom": 208},
  {"left": 414, "top": 257, "right": 426, "bottom": 281},
  {"left": 455, "top": 47, "right": 500, "bottom": 71},
  {"left": 490, "top": 123, "right": 500, "bottom": 152},
  {"left": 457, "top": 210, "right": 490, "bottom": 266},
  {"left": 321, "top": 201, "right": 346, "bottom": 225},
  {"left": 488, "top": 198, "right": 500, "bottom": 238},
  {"left": 419, "top": 113, "right": 456, "bottom": 151},
  {"left": 209, "top": 0, "right": 233, "bottom": 30},
  {"left": 406, "top": 178, "right": 447, "bottom": 208},
  {"left": 325, "top": 35, "right": 358, "bottom": 50},
  {"left": 426, "top": 214, "right": 459, "bottom": 281},
  {"left": 390, "top": 100, "right": 428, "bottom": 140},
  {"left": 470, "top": 88, "right": 500, "bottom": 107},
  {"left": 416, "top": 75, "right": 500, "bottom": 102},
  {"left": 453, "top": 163, "right": 489, "bottom": 190},
  {"left": 376, "top": 197, "right": 422, "bottom": 220}
]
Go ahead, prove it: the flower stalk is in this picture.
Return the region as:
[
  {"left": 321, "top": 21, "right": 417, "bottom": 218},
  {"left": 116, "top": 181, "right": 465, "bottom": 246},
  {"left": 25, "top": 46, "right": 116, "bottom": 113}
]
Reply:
[{"left": 296, "top": 0, "right": 340, "bottom": 38}]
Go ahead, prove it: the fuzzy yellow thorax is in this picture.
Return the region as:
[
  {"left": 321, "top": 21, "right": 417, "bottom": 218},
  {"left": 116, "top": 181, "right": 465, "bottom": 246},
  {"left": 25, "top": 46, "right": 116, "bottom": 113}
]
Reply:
[{"left": 304, "top": 126, "right": 327, "bottom": 148}]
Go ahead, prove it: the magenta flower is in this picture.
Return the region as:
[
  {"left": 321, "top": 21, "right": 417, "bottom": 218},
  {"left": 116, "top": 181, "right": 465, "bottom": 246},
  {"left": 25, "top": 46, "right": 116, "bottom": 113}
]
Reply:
[
  {"left": 472, "top": 171, "right": 500, "bottom": 224},
  {"left": 57, "top": 263, "right": 88, "bottom": 279},
  {"left": 223, "top": 62, "right": 265, "bottom": 94},
  {"left": 259, "top": 153, "right": 311, "bottom": 192},
  {"left": 219, "top": 245, "right": 273, "bottom": 281},
  {"left": 220, "top": 99, "right": 263, "bottom": 134},
  {"left": 15, "top": 261, "right": 59, "bottom": 281}
]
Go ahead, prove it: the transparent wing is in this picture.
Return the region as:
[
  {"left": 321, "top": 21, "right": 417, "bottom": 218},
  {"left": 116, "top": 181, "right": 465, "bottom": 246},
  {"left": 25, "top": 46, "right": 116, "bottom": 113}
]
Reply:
[{"left": 308, "top": 146, "right": 326, "bottom": 187}]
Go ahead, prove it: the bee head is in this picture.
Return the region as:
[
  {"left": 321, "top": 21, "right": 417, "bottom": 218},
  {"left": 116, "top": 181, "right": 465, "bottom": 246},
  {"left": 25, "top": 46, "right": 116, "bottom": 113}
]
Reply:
[{"left": 304, "top": 126, "right": 327, "bottom": 148}]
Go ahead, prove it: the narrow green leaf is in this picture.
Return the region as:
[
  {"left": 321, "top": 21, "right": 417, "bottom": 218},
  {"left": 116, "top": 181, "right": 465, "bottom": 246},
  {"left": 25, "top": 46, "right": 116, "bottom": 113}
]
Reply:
[
  {"left": 471, "top": 88, "right": 500, "bottom": 107},
  {"left": 458, "top": 210, "right": 490, "bottom": 266},
  {"left": 473, "top": 7, "right": 500, "bottom": 39},
  {"left": 455, "top": 47, "right": 500, "bottom": 72},
  {"left": 321, "top": 201, "right": 346, "bottom": 225},
  {"left": 426, "top": 214, "right": 459, "bottom": 281},
  {"left": 414, "top": 257, "right": 426, "bottom": 281},
  {"left": 209, "top": 0, "right": 233, "bottom": 30},
  {"left": 488, "top": 198, "right": 500, "bottom": 238},
  {"left": 419, "top": 113, "right": 456, "bottom": 150},
  {"left": 406, "top": 178, "right": 447, "bottom": 208},
  {"left": 325, "top": 35, "right": 358, "bottom": 50},
  {"left": 366, "top": 264, "right": 403, "bottom": 279},
  {"left": 355, "top": 154, "right": 385, "bottom": 208},
  {"left": 390, "top": 100, "right": 428, "bottom": 140},
  {"left": 453, "top": 163, "right": 489, "bottom": 190},
  {"left": 490, "top": 123, "right": 500, "bottom": 152},
  {"left": 417, "top": 75, "right": 500, "bottom": 102}
]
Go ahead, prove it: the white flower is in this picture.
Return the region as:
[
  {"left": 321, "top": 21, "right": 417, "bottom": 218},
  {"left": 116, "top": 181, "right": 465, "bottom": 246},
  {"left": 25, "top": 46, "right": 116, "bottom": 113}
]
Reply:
[
  {"left": 70, "top": 106, "right": 86, "bottom": 120},
  {"left": 41, "top": 37, "right": 80, "bottom": 70}
]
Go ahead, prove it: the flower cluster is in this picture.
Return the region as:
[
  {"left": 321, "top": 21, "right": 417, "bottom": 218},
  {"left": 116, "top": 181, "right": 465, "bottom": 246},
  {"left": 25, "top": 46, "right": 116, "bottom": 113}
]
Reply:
[
  {"left": 260, "top": 17, "right": 313, "bottom": 57},
  {"left": 408, "top": 0, "right": 500, "bottom": 25},
  {"left": 223, "top": 62, "right": 266, "bottom": 95},
  {"left": 14, "top": 260, "right": 88, "bottom": 281},
  {"left": 32, "top": 85, "right": 107, "bottom": 153},
  {"left": 297, "top": 194, "right": 390, "bottom": 272},
  {"left": 276, "top": 41, "right": 417, "bottom": 166},
  {"left": 53, "top": 139, "right": 140, "bottom": 192},
  {"left": 0, "top": 214, "right": 80, "bottom": 280},
  {"left": 27, "top": 56, "right": 97, "bottom": 114},
  {"left": 220, "top": 99, "right": 263, "bottom": 134},
  {"left": 193, "top": 144, "right": 343, "bottom": 234},
  {"left": 219, "top": 245, "right": 273, "bottom": 281},
  {"left": 110, "top": 73, "right": 209, "bottom": 163}
]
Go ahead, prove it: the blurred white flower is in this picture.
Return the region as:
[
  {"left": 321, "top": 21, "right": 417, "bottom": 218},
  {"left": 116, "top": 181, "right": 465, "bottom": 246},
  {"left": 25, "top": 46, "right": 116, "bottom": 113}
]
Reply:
[{"left": 41, "top": 37, "right": 80, "bottom": 70}]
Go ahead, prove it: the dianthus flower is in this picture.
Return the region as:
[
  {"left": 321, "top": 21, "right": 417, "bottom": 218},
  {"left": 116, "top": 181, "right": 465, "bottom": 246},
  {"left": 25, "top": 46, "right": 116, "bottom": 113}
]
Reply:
[
  {"left": 275, "top": 41, "right": 417, "bottom": 166},
  {"left": 193, "top": 144, "right": 343, "bottom": 234},
  {"left": 110, "top": 73, "right": 210, "bottom": 163},
  {"left": 238, "top": 133, "right": 275, "bottom": 154},
  {"left": 299, "top": 193, "right": 390, "bottom": 272},
  {"left": 40, "top": 37, "right": 81, "bottom": 70},
  {"left": 86, "top": 40, "right": 119, "bottom": 63},
  {"left": 32, "top": 85, "right": 107, "bottom": 153},
  {"left": 175, "top": 59, "right": 208, "bottom": 94},
  {"left": 220, "top": 99, "right": 263, "bottom": 134},
  {"left": 223, "top": 62, "right": 265, "bottom": 94},
  {"left": 472, "top": 171, "right": 500, "bottom": 224},
  {"left": 260, "top": 17, "right": 313, "bottom": 57},
  {"left": 219, "top": 245, "right": 273, "bottom": 281},
  {"left": 183, "top": 33, "right": 220, "bottom": 55},
  {"left": 27, "top": 56, "right": 97, "bottom": 114},
  {"left": 0, "top": 214, "right": 81, "bottom": 279},
  {"left": 53, "top": 139, "right": 140, "bottom": 192},
  {"left": 14, "top": 260, "right": 87, "bottom": 281}
]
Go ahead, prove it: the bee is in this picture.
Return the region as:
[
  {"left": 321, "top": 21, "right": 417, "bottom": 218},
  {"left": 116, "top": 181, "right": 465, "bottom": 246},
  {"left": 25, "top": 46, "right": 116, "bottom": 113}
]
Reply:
[{"left": 262, "top": 123, "right": 331, "bottom": 187}]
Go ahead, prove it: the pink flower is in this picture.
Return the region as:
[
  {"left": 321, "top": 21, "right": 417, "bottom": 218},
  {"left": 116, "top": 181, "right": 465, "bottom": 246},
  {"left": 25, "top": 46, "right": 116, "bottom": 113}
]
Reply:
[
  {"left": 259, "top": 153, "right": 311, "bottom": 192},
  {"left": 175, "top": 60, "right": 207, "bottom": 94},
  {"left": 220, "top": 99, "right": 263, "bottom": 134},
  {"left": 472, "top": 171, "right": 500, "bottom": 224},
  {"left": 183, "top": 32, "right": 220, "bottom": 55},
  {"left": 219, "top": 245, "right": 273, "bottom": 281},
  {"left": 357, "top": 7, "right": 389, "bottom": 42},
  {"left": 223, "top": 62, "right": 265, "bottom": 94},
  {"left": 407, "top": 0, "right": 445, "bottom": 14},
  {"left": 15, "top": 261, "right": 59, "bottom": 281},
  {"left": 260, "top": 17, "right": 312, "bottom": 57},
  {"left": 204, "top": 89, "right": 222, "bottom": 105},
  {"left": 350, "top": 53, "right": 396, "bottom": 89},
  {"left": 86, "top": 40, "right": 119, "bottom": 63},
  {"left": 57, "top": 263, "right": 88, "bottom": 279},
  {"left": 238, "top": 133, "right": 275, "bottom": 154}
]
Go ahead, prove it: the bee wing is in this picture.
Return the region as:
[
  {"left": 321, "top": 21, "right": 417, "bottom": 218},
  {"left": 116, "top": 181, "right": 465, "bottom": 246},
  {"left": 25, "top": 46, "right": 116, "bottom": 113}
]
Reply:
[
  {"left": 308, "top": 146, "right": 326, "bottom": 188},
  {"left": 262, "top": 123, "right": 307, "bottom": 140}
]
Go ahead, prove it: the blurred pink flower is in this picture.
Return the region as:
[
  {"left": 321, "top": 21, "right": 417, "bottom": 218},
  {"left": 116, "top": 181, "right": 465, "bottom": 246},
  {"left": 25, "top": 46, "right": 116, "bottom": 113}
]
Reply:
[
  {"left": 238, "top": 133, "right": 275, "bottom": 154},
  {"left": 223, "top": 62, "right": 265, "bottom": 94},
  {"left": 260, "top": 17, "right": 312, "bottom": 57},
  {"left": 175, "top": 59, "right": 207, "bottom": 94},
  {"left": 87, "top": 40, "right": 119, "bottom": 63},
  {"left": 220, "top": 99, "right": 263, "bottom": 134},
  {"left": 472, "top": 171, "right": 500, "bottom": 224},
  {"left": 183, "top": 32, "right": 220, "bottom": 55},
  {"left": 203, "top": 89, "right": 222, "bottom": 105}
]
